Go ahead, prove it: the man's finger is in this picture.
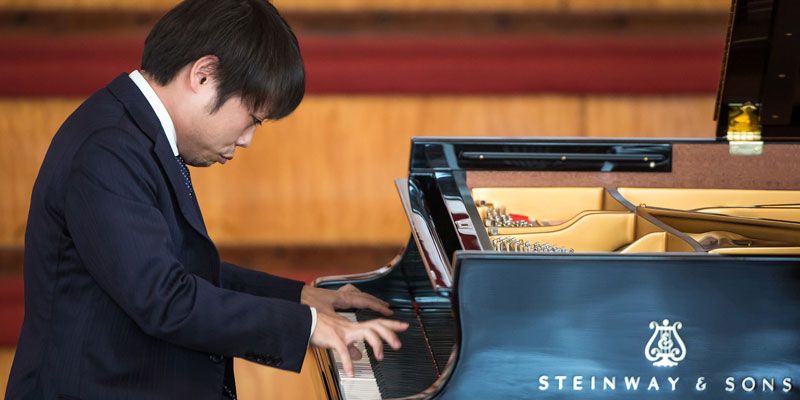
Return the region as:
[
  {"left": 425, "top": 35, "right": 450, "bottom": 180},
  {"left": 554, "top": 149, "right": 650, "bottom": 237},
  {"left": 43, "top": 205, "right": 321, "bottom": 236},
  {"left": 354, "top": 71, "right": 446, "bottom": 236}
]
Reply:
[
  {"left": 341, "top": 284, "right": 390, "bottom": 308},
  {"left": 370, "top": 322, "right": 401, "bottom": 351},
  {"left": 377, "top": 319, "right": 410, "bottom": 332},
  {"left": 361, "top": 329, "right": 385, "bottom": 361},
  {"left": 361, "top": 292, "right": 391, "bottom": 308},
  {"left": 334, "top": 339, "right": 353, "bottom": 378},
  {"left": 371, "top": 320, "right": 407, "bottom": 350},
  {"left": 350, "top": 294, "right": 393, "bottom": 316}
]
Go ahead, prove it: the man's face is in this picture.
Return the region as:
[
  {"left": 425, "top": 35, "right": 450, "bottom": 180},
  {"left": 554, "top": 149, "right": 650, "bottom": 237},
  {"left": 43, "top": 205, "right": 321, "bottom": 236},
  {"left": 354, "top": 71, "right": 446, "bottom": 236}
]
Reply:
[{"left": 177, "top": 91, "right": 263, "bottom": 167}]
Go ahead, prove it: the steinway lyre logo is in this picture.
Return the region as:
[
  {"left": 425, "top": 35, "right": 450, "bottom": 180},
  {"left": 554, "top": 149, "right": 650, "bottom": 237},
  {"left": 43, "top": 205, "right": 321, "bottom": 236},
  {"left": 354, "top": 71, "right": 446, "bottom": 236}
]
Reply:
[{"left": 644, "top": 319, "right": 687, "bottom": 367}]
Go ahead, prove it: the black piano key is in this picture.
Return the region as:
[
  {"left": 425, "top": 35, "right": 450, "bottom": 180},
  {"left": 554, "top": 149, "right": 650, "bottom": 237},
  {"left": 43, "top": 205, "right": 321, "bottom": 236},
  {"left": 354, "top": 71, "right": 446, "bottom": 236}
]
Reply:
[
  {"left": 356, "top": 308, "right": 456, "bottom": 398},
  {"left": 356, "top": 309, "right": 435, "bottom": 398},
  {"left": 419, "top": 310, "right": 456, "bottom": 374}
]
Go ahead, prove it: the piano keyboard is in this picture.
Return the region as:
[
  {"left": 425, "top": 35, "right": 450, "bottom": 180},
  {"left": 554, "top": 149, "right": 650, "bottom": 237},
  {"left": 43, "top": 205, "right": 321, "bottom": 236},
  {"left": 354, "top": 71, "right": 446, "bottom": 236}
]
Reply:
[
  {"left": 332, "top": 312, "right": 382, "bottom": 400},
  {"left": 331, "top": 309, "right": 455, "bottom": 399}
]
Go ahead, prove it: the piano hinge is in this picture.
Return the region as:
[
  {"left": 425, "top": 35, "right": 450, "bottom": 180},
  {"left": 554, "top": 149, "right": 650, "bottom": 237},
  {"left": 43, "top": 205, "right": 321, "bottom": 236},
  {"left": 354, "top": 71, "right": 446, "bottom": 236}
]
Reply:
[{"left": 726, "top": 102, "right": 763, "bottom": 156}]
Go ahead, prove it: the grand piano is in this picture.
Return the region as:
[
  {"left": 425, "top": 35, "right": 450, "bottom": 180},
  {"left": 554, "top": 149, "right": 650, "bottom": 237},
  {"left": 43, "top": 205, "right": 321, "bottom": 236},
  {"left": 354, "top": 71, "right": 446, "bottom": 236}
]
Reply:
[{"left": 310, "top": 0, "right": 800, "bottom": 398}]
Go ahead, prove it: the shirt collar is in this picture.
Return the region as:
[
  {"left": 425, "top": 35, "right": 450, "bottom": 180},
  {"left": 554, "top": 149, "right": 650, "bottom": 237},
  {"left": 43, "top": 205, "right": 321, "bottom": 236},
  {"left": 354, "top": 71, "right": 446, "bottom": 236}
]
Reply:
[{"left": 128, "top": 70, "right": 179, "bottom": 156}]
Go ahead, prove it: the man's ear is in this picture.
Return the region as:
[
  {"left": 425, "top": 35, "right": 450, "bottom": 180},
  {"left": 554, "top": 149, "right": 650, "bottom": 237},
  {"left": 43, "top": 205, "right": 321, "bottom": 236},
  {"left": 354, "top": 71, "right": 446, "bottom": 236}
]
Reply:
[{"left": 188, "top": 55, "right": 220, "bottom": 93}]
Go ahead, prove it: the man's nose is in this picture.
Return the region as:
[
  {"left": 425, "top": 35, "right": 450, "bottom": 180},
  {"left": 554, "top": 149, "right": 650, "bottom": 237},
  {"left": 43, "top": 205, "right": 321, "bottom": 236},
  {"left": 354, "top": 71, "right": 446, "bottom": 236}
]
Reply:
[{"left": 236, "top": 129, "right": 254, "bottom": 148}]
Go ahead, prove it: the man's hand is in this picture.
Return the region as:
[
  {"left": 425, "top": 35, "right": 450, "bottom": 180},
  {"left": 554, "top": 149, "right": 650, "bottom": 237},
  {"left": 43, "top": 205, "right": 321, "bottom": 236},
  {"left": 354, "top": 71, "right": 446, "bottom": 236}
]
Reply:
[
  {"left": 303, "top": 283, "right": 407, "bottom": 377},
  {"left": 310, "top": 311, "right": 408, "bottom": 377},
  {"left": 301, "top": 284, "right": 392, "bottom": 316}
]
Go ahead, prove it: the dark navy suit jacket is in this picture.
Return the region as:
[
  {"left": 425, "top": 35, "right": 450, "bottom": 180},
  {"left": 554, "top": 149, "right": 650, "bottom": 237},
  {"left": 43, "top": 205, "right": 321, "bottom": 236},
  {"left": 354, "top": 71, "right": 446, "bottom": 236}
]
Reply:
[{"left": 5, "top": 74, "right": 312, "bottom": 399}]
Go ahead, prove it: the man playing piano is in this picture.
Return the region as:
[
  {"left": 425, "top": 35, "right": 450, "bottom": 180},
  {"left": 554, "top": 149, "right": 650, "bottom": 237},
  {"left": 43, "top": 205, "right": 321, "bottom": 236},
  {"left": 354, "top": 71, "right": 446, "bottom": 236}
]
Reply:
[{"left": 5, "top": 0, "right": 407, "bottom": 398}]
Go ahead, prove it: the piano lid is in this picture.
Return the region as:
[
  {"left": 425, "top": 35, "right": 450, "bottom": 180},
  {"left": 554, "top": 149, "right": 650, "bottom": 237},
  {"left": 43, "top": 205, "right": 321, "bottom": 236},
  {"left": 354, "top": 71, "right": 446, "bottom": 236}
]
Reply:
[{"left": 715, "top": 0, "right": 800, "bottom": 140}]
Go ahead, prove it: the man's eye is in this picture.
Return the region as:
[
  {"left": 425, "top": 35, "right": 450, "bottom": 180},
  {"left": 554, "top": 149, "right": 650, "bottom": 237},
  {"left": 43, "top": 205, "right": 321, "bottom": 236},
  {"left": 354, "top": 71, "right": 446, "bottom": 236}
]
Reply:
[{"left": 252, "top": 115, "right": 263, "bottom": 126}]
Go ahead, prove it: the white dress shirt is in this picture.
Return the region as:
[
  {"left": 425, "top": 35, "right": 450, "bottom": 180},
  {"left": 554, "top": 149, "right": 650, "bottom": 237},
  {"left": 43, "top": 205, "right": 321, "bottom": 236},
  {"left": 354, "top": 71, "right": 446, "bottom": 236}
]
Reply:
[{"left": 128, "top": 70, "right": 317, "bottom": 339}]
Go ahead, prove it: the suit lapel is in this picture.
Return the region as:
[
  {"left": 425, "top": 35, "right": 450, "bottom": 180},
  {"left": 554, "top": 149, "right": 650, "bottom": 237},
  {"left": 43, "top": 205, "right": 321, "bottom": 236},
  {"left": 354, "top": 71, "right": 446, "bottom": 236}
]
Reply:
[
  {"left": 106, "top": 74, "right": 211, "bottom": 241},
  {"left": 153, "top": 136, "right": 210, "bottom": 238}
]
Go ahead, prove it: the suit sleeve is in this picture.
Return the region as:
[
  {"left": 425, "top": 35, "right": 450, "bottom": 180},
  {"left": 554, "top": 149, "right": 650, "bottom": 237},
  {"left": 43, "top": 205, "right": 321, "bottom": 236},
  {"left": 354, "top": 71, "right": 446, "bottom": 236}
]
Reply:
[
  {"left": 219, "top": 262, "right": 305, "bottom": 302},
  {"left": 64, "top": 130, "right": 311, "bottom": 372}
]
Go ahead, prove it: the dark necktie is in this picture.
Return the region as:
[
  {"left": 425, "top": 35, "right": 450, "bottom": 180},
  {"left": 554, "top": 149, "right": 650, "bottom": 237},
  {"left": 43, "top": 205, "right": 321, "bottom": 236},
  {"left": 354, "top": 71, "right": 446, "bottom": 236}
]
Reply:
[
  {"left": 223, "top": 385, "right": 237, "bottom": 399},
  {"left": 175, "top": 155, "right": 194, "bottom": 197},
  {"left": 176, "top": 156, "right": 231, "bottom": 400}
]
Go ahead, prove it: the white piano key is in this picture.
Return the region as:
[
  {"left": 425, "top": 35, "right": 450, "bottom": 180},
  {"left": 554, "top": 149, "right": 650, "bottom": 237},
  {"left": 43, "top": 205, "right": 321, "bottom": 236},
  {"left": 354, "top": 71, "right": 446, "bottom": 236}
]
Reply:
[{"left": 333, "top": 312, "right": 381, "bottom": 400}]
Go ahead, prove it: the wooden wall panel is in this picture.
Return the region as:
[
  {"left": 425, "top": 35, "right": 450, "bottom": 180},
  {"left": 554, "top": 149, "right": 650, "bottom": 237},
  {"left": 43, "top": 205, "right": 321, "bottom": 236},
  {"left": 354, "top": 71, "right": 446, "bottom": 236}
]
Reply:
[
  {"left": 0, "top": 0, "right": 729, "bottom": 13},
  {"left": 0, "top": 0, "right": 170, "bottom": 11},
  {"left": 276, "top": 0, "right": 561, "bottom": 12},
  {"left": 0, "top": 0, "right": 559, "bottom": 12},
  {"left": 567, "top": 0, "right": 730, "bottom": 12},
  {"left": 0, "top": 348, "right": 12, "bottom": 396},
  {"left": 0, "top": 99, "right": 75, "bottom": 246},
  {"left": 584, "top": 95, "right": 717, "bottom": 138},
  {"left": 191, "top": 95, "right": 582, "bottom": 246},
  {"left": 0, "top": 95, "right": 717, "bottom": 248}
]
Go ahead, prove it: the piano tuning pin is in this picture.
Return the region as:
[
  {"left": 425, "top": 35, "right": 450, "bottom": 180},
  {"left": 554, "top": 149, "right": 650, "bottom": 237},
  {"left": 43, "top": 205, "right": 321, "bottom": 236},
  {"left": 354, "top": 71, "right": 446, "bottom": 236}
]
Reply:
[{"left": 494, "top": 237, "right": 505, "bottom": 251}]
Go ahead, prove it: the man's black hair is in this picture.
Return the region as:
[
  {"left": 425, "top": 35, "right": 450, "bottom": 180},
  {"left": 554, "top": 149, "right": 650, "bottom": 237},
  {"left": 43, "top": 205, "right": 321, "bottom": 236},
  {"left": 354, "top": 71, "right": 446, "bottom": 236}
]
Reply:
[{"left": 142, "top": 0, "right": 304, "bottom": 120}]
